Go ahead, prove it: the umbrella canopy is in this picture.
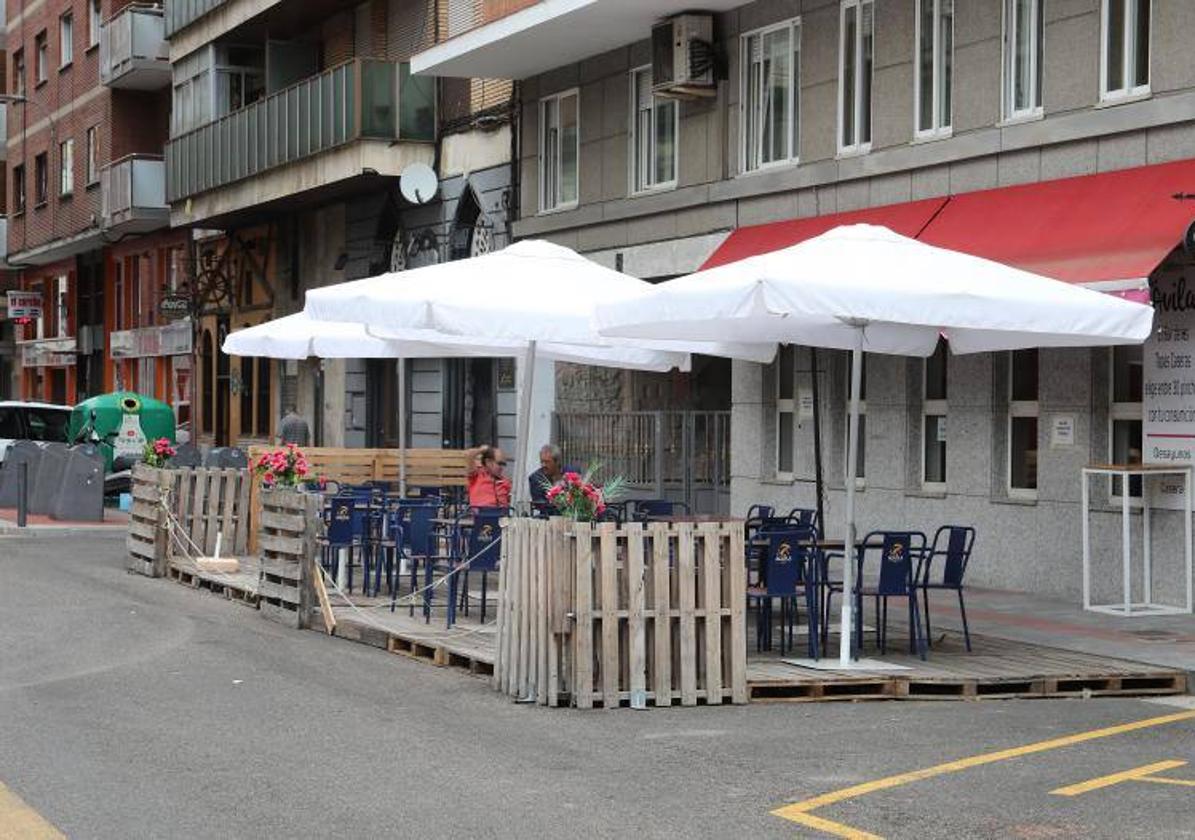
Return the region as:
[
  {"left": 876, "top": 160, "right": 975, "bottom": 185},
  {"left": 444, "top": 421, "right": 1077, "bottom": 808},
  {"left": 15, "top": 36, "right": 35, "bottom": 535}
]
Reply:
[
  {"left": 594, "top": 224, "right": 1154, "bottom": 355},
  {"left": 594, "top": 224, "right": 1155, "bottom": 667},
  {"left": 221, "top": 310, "right": 691, "bottom": 372}
]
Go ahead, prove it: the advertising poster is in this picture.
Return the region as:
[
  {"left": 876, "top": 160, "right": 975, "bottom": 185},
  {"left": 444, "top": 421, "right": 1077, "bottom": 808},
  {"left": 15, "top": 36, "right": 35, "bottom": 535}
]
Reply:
[{"left": 1143, "top": 272, "right": 1195, "bottom": 508}]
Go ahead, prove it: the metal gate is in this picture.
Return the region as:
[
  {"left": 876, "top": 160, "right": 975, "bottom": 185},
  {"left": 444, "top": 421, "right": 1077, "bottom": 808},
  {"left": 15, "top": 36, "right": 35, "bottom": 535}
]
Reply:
[{"left": 552, "top": 411, "right": 730, "bottom": 515}]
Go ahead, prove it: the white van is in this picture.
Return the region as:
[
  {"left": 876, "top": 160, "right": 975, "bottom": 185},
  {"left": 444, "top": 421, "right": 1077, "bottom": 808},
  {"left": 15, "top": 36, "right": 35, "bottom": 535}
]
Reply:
[{"left": 0, "top": 401, "right": 73, "bottom": 463}]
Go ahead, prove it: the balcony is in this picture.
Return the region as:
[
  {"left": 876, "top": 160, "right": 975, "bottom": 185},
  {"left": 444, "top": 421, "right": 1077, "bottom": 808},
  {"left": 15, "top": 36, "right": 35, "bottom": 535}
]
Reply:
[
  {"left": 101, "top": 4, "right": 170, "bottom": 89},
  {"left": 165, "top": 59, "right": 436, "bottom": 211},
  {"left": 413, "top": 0, "right": 742, "bottom": 79},
  {"left": 164, "top": 0, "right": 227, "bottom": 37},
  {"left": 101, "top": 154, "right": 170, "bottom": 234}
]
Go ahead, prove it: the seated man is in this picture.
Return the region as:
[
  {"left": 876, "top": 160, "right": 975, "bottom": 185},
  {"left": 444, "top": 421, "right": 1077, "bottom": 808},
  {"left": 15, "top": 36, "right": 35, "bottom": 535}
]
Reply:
[
  {"left": 465, "top": 445, "right": 512, "bottom": 509},
  {"left": 529, "top": 444, "right": 565, "bottom": 504}
]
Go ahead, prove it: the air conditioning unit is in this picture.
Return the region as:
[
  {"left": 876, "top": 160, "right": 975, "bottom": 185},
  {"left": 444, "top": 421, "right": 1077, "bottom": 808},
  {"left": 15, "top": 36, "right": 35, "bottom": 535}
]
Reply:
[{"left": 651, "top": 14, "right": 716, "bottom": 100}]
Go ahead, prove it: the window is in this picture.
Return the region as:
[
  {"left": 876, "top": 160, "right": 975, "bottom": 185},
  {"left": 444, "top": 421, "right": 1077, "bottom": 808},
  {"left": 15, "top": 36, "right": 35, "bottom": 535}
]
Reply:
[
  {"left": 539, "top": 89, "right": 579, "bottom": 212},
  {"left": 35, "top": 31, "right": 48, "bottom": 84},
  {"left": 1009, "top": 349, "right": 1039, "bottom": 496},
  {"left": 839, "top": 0, "right": 874, "bottom": 154},
  {"left": 12, "top": 165, "right": 25, "bottom": 214},
  {"left": 34, "top": 153, "right": 48, "bottom": 205},
  {"left": 59, "top": 139, "right": 74, "bottom": 196},
  {"left": 86, "top": 126, "right": 99, "bottom": 185},
  {"left": 629, "top": 67, "right": 678, "bottom": 193},
  {"left": 922, "top": 339, "right": 948, "bottom": 486},
  {"left": 13, "top": 49, "right": 25, "bottom": 96},
  {"left": 776, "top": 345, "right": 795, "bottom": 477},
  {"left": 60, "top": 13, "right": 74, "bottom": 68},
  {"left": 89, "top": 0, "right": 101, "bottom": 49},
  {"left": 915, "top": 0, "right": 953, "bottom": 137},
  {"left": 1003, "top": 0, "right": 1043, "bottom": 119},
  {"left": 1111, "top": 345, "right": 1143, "bottom": 497},
  {"left": 1102, "top": 0, "right": 1150, "bottom": 101},
  {"left": 741, "top": 19, "right": 801, "bottom": 173}
]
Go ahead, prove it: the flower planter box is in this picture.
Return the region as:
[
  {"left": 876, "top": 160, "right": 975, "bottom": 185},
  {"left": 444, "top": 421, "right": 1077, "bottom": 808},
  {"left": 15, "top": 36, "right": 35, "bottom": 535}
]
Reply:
[{"left": 495, "top": 518, "right": 747, "bottom": 709}]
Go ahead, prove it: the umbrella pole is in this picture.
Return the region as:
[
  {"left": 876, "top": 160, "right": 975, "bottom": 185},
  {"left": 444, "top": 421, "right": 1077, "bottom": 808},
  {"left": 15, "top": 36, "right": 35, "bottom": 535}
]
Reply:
[
  {"left": 515, "top": 340, "right": 538, "bottom": 510},
  {"left": 398, "top": 358, "right": 407, "bottom": 498},
  {"left": 839, "top": 334, "right": 863, "bottom": 665},
  {"left": 810, "top": 347, "right": 825, "bottom": 533}
]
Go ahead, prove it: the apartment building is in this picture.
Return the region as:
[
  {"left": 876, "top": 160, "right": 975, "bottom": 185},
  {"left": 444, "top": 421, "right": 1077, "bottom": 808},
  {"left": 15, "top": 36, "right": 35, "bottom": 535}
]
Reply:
[
  {"left": 6, "top": 0, "right": 186, "bottom": 407},
  {"left": 164, "top": 0, "right": 519, "bottom": 451},
  {"left": 415, "top": 0, "right": 1195, "bottom": 606}
]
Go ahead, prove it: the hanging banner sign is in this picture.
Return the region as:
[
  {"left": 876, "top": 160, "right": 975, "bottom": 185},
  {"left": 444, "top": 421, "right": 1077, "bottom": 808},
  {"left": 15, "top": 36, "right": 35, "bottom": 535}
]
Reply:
[
  {"left": 1144, "top": 271, "right": 1195, "bottom": 509},
  {"left": 6, "top": 290, "right": 42, "bottom": 320}
]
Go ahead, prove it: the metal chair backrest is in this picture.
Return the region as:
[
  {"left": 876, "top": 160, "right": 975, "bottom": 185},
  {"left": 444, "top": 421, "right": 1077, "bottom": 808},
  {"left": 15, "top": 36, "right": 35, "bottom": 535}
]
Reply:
[
  {"left": 929, "top": 525, "right": 976, "bottom": 587},
  {"left": 746, "top": 504, "right": 775, "bottom": 522},
  {"left": 466, "top": 508, "right": 505, "bottom": 572},
  {"left": 400, "top": 501, "right": 439, "bottom": 557},
  {"left": 635, "top": 499, "right": 676, "bottom": 520},
  {"left": 859, "top": 530, "right": 925, "bottom": 596},
  {"left": 763, "top": 528, "right": 817, "bottom": 597},
  {"left": 787, "top": 507, "right": 820, "bottom": 535},
  {"left": 325, "top": 494, "right": 357, "bottom": 546}
]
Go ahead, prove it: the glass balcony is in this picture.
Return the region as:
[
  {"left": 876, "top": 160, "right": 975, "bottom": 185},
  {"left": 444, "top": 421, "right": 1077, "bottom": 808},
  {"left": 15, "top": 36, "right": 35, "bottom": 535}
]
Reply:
[
  {"left": 100, "top": 4, "right": 170, "bottom": 89},
  {"left": 101, "top": 154, "right": 169, "bottom": 234},
  {"left": 165, "top": 59, "right": 436, "bottom": 203},
  {"left": 164, "top": 0, "right": 227, "bottom": 37}
]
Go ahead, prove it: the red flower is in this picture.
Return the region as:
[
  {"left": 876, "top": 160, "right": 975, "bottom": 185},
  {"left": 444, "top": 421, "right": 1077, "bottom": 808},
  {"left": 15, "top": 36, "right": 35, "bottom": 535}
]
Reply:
[{"left": 262, "top": 470, "right": 276, "bottom": 485}]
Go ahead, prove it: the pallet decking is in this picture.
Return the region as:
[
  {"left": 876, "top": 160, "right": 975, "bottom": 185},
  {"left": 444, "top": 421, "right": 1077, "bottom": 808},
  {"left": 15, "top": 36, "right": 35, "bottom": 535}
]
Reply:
[
  {"left": 745, "top": 631, "right": 1187, "bottom": 701},
  {"left": 166, "top": 556, "right": 260, "bottom": 607}
]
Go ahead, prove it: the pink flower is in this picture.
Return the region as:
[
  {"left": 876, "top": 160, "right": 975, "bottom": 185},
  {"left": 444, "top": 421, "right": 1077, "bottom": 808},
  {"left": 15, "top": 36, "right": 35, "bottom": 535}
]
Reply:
[
  {"left": 546, "top": 485, "right": 563, "bottom": 501},
  {"left": 262, "top": 470, "right": 276, "bottom": 486}
]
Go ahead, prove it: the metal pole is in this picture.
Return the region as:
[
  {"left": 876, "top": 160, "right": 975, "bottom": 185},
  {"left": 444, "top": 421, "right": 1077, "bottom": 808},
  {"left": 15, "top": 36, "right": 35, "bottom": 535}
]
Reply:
[
  {"left": 809, "top": 347, "right": 826, "bottom": 531},
  {"left": 514, "top": 340, "right": 538, "bottom": 508},
  {"left": 398, "top": 358, "right": 407, "bottom": 497},
  {"left": 839, "top": 334, "right": 864, "bottom": 665},
  {"left": 16, "top": 461, "right": 27, "bottom": 528}
]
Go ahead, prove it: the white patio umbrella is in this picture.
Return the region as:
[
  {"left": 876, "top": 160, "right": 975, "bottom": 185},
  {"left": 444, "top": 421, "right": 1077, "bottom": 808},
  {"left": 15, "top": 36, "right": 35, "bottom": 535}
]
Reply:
[
  {"left": 305, "top": 239, "right": 776, "bottom": 501},
  {"left": 595, "top": 224, "right": 1155, "bottom": 665}
]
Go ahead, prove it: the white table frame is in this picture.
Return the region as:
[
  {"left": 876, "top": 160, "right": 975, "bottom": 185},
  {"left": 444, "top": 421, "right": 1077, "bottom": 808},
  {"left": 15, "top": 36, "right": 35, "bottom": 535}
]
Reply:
[{"left": 1080, "top": 464, "right": 1193, "bottom": 617}]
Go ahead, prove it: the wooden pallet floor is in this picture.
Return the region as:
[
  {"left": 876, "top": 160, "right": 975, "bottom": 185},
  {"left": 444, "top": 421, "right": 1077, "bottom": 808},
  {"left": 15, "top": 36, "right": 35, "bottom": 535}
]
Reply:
[
  {"left": 747, "top": 629, "right": 1188, "bottom": 702},
  {"left": 166, "top": 557, "right": 261, "bottom": 607}
]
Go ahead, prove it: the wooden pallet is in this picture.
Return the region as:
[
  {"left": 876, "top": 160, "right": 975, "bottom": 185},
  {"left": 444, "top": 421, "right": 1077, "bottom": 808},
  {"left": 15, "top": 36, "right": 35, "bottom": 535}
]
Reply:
[
  {"left": 166, "top": 558, "right": 260, "bottom": 607},
  {"left": 317, "top": 606, "right": 497, "bottom": 679},
  {"left": 256, "top": 489, "right": 318, "bottom": 629}
]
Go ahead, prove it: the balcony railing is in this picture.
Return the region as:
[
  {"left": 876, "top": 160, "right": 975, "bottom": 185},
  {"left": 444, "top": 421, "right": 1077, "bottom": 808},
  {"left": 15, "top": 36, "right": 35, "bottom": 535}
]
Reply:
[
  {"left": 164, "top": 0, "right": 227, "bottom": 37},
  {"left": 101, "top": 154, "right": 169, "bottom": 233},
  {"left": 165, "top": 59, "right": 436, "bottom": 203},
  {"left": 101, "top": 4, "right": 170, "bottom": 89}
]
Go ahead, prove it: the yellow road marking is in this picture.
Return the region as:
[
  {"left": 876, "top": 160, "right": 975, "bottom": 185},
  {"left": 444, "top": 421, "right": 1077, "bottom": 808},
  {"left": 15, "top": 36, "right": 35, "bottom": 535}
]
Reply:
[
  {"left": 1140, "top": 775, "right": 1195, "bottom": 788},
  {"left": 772, "top": 709, "right": 1195, "bottom": 838},
  {"left": 0, "top": 781, "right": 65, "bottom": 840},
  {"left": 1050, "top": 760, "right": 1188, "bottom": 796}
]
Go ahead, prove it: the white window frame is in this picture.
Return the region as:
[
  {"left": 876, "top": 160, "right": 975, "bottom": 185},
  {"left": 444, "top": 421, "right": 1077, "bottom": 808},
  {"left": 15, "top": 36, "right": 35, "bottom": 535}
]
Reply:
[
  {"left": 1002, "top": 0, "right": 1044, "bottom": 121},
  {"left": 914, "top": 0, "right": 953, "bottom": 139},
  {"left": 88, "top": 0, "right": 101, "bottom": 49},
  {"left": 922, "top": 344, "right": 947, "bottom": 489},
  {"left": 1110, "top": 346, "right": 1144, "bottom": 503},
  {"left": 60, "top": 12, "right": 74, "bottom": 68},
  {"left": 1008, "top": 350, "right": 1039, "bottom": 500},
  {"left": 35, "top": 31, "right": 48, "bottom": 84},
  {"left": 838, "top": 0, "right": 874, "bottom": 156},
  {"left": 1100, "top": 0, "right": 1151, "bottom": 102},
  {"left": 628, "top": 66, "right": 678, "bottom": 195},
  {"left": 59, "top": 138, "right": 74, "bottom": 197},
  {"left": 740, "top": 18, "right": 801, "bottom": 174},
  {"left": 775, "top": 345, "right": 795, "bottom": 480},
  {"left": 55, "top": 275, "right": 69, "bottom": 338},
  {"left": 538, "top": 88, "right": 579, "bottom": 214},
  {"left": 86, "top": 126, "right": 99, "bottom": 185}
]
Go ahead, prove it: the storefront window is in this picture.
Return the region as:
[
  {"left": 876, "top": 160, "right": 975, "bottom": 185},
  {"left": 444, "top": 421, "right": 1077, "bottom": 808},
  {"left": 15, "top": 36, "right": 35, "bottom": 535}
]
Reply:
[
  {"left": 923, "top": 339, "right": 948, "bottom": 486},
  {"left": 1009, "top": 349, "right": 1038, "bottom": 495},
  {"left": 1111, "top": 344, "right": 1143, "bottom": 497}
]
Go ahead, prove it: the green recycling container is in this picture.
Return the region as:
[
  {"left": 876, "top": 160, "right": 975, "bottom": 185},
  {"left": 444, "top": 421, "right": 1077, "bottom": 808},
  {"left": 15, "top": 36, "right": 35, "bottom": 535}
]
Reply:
[{"left": 69, "top": 392, "right": 177, "bottom": 472}]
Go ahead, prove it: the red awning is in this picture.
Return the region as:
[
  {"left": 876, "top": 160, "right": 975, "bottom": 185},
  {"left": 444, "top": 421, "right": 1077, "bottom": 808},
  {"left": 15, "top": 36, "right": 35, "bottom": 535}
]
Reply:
[
  {"left": 702, "top": 159, "right": 1195, "bottom": 286},
  {"left": 701, "top": 198, "right": 948, "bottom": 269}
]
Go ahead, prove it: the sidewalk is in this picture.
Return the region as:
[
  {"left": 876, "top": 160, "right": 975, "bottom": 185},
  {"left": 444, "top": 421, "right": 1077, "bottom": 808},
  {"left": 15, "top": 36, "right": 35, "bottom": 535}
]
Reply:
[
  {"left": 925, "top": 587, "right": 1195, "bottom": 676},
  {"left": 0, "top": 507, "right": 129, "bottom": 537}
]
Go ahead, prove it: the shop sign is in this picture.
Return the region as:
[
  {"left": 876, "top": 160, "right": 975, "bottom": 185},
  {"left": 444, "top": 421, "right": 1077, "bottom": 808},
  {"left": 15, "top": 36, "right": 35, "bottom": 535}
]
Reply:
[
  {"left": 6, "top": 291, "right": 42, "bottom": 320},
  {"left": 110, "top": 320, "right": 193, "bottom": 359},
  {"left": 1144, "top": 271, "right": 1195, "bottom": 509},
  {"left": 19, "top": 337, "right": 76, "bottom": 368},
  {"left": 158, "top": 294, "right": 192, "bottom": 320}
]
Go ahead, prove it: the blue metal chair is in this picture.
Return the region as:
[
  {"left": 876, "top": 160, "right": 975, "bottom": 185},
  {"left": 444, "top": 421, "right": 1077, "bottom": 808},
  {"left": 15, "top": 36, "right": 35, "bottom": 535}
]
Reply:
[
  {"left": 319, "top": 492, "right": 370, "bottom": 594},
  {"left": 449, "top": 507, "right": 505, "bottom": 627},
  {"left": 392, "top": 500, "right": 448, "bottom": 620},
  {"left": 852, "top": 531, "right": 928, "bottom": 660},
  {"left": 917, "top": 525, "right": 977, "bottom": 652},
  {"left": 786, "top": 507, "right": 821, "bottom": 535},
  {"left": 746, "top": 528, "right": 820, "bottom": 658},
  {"left": 633, "top": 499, "right": 690, "bottom": 521}
]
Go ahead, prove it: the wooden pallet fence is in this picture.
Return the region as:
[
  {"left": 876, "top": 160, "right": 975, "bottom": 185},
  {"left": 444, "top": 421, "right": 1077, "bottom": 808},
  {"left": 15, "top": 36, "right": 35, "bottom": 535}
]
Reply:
[
  {"left": 126, "top": 465, "right": 252, "bottom": 577},
  {"left": 494, "top": 518, "right": 747, "bottom": 709},
  {"left": 245, "top": 447, "right": 468, "bottom": 552},
  {"left": 257, "top": 488, "right": 320, "bottom": 629}
]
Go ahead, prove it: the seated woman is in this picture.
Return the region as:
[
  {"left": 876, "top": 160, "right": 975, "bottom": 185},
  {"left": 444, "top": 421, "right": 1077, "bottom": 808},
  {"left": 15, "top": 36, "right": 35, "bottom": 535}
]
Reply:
[{"left": 465, "top": 445, "right": 512, "bottom": 509}]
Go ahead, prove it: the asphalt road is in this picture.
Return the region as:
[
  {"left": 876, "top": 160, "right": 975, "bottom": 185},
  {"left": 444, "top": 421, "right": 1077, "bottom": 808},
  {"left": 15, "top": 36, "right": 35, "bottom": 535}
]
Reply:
[{"left": 1, "top": 533, "right": 1194, "bottom": 839}]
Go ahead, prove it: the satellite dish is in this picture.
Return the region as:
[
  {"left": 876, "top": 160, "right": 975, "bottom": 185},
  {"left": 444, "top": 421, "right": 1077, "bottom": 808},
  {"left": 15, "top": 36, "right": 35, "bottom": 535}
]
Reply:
[{"left": 400, "top": 163, "right": 438, "bottom": 205}]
